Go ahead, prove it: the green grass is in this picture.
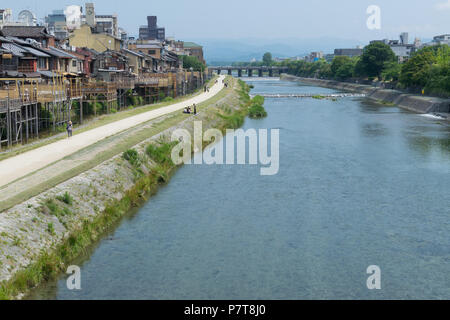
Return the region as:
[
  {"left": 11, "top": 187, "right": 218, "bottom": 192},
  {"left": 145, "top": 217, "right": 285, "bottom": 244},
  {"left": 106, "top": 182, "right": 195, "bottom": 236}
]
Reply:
[
  {"left": 146, "top": 141, "right": 176, "bottom": 166},
  {"left": 56, "top": 192, "right": 73, "bottom": 206},
  {"left": 47, "top": 223, "right": 55, "bottom": 235},
  {"left": 122, "top": 149, "right": 141, "bottom": 167}
]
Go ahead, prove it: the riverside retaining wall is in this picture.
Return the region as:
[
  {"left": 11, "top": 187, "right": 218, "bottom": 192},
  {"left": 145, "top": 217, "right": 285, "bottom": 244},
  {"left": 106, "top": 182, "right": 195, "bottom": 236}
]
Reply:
[{"left": 281, "top": 74, "right": 450, "bottom": 114}]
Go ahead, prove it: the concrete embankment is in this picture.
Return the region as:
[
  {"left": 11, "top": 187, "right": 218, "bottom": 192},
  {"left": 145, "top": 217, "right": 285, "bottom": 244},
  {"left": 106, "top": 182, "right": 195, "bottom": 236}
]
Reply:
[
  {"left": 0, "top": 77, "right": 248, "bottom": 299},
  {"left": 281, "top": 74, "right": 450, "bottom": 115}
]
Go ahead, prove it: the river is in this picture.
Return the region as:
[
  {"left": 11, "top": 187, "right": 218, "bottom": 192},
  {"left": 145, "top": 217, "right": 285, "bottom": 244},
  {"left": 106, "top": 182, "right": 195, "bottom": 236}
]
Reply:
[{"left": 28, "top": 77, "right": 450, "bottom": 300}]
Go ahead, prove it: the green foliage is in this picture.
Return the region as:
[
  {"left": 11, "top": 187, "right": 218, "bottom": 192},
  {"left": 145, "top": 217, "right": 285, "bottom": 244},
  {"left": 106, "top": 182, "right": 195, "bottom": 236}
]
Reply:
[
  {"left": 381, "top": 61, "right": 402, "bottom": 81},
  {"left": 145, "top": 142, "right": 176, "bottom": 166},
  {"left": 399, "top": 45, "right": 450, "bottom": 96},
  {"left": 248, "top": 95, "right": 267, "bottom": 119},
  {"left": 331, "top": 56, "right": 351, "bottom": 75},
  {"left": 122, "top": 149, "right": 141, "bottom": 167},
  {"left": 331, "top": 56, "right": 357, "bottom": 80},
  {"left": 56, "top": 192, "right": 73, "bottom": 206},
  {"left": 47, "top": 223, "right": 55, "bottom": 235},
  {"left": 182, "top": 55, "right": 205, "bottom": 72},
  {"left": 44, "top": 199, "right": 61, "bottom": 216},
  {"left": 251, "top": 95, "right": 265, "bottom": 106},
  {"left": 248, "top": 104, "right": 267, "bottom": 118},
  {"left": 282, "top": 58, "right": 331, "bottom": 79},
  {"left": 263, "top": 52, "right": 273, "bottom": 65},
  {"left": 359, "top": 42, "right": 396, "bottom": 78}
]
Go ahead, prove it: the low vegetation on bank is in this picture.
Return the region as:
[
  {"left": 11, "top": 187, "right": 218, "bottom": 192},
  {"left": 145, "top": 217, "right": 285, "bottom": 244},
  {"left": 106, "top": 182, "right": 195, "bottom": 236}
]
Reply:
[{"left": 248, "top": 95, "right": 268, "bottom": 119}]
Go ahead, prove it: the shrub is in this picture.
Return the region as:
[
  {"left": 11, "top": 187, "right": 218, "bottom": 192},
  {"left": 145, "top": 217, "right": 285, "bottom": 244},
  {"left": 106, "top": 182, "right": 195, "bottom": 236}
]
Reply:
[
  {"left": 122, "top": 149, "right": 141, "bottom": 167},
  {"left": 44, "top": 199, "right": 60, "bottom": 216},
  {"left": 146, "top": 142, "right": 176, "bottom": 166},
  {"left": 47, "top": 223, "right": 55, "bottom": 235},
  {"left": 248, "top": 104, "right": 268, "bottom": 119},
  {"left": 248, "top": 95, "right": 267, "bottom": 119},
  {"left": 56, "top": 192, "right": 73, "bottom": 206}
]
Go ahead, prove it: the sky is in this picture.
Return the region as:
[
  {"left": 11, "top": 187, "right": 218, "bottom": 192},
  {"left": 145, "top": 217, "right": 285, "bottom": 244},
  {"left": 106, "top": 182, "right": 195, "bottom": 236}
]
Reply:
[
  {"left": 2, "top": 0, "right": 450, "bottom": 62},
  {"left": 3, "top": 0, "right": 450, "bottom": 40}
]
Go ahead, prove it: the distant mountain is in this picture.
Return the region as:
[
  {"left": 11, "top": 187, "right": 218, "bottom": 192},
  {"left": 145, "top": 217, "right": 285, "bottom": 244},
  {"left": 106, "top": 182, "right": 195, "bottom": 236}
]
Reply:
[{"left": 187, "top": 37, "right": 366, "bottom": 65}]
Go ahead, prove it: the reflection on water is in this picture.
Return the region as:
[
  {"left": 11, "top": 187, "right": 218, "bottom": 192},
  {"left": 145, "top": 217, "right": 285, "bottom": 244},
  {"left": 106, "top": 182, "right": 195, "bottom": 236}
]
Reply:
[{"left": 28, "top": 79, "right": 450, "bottom": 300}]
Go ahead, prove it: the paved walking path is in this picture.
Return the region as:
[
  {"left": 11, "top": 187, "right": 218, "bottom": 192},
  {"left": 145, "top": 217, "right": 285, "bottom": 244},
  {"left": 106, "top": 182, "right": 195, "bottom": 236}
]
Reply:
[{"left": 0, "top": 76, "right": 225, "bottom": 188}]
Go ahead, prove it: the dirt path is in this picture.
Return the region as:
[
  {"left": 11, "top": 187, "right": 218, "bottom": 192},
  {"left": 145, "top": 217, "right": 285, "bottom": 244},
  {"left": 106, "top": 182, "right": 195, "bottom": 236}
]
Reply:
[{"left": 0, "top": 76, "right": 225, "bottom": 188}]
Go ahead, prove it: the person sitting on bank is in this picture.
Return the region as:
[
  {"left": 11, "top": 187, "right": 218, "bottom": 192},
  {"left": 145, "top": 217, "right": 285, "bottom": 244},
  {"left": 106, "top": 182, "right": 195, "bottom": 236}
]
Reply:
[{"left": 66, "top": 121, "right": 73, "bottom": 138}]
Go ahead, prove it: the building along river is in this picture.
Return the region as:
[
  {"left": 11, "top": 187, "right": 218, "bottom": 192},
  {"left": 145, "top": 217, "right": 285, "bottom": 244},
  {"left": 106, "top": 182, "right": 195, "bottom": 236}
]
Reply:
[{"left": 28, "top": 77, "right": 450, "bottom": 300}]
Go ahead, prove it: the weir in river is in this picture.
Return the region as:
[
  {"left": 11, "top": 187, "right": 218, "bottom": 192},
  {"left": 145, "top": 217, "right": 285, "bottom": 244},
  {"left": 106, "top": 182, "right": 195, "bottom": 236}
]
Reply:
[{"left": 251, "top": 93, "right": 367, "bottom": 98}]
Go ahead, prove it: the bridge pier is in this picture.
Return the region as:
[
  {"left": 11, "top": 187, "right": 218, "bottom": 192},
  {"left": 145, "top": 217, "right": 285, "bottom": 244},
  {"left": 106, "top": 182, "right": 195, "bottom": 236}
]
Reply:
[
  {"left": 217, "top": 69, "right": 221, "bottom": 75},
  {"left": 228, "top": 69, "right": 232, "bottom": 75},
  {"left": 238, "top": 69, "right": 242, "bottom": 77},
  {"left": 258, "top": 69, "right": 263, "bottom": 77},
  {"left": 269, "top": 69, "right": 273, "bottom": 77},
  {"left": 248, "top": 69, "right": 253, "bottom": 77}
]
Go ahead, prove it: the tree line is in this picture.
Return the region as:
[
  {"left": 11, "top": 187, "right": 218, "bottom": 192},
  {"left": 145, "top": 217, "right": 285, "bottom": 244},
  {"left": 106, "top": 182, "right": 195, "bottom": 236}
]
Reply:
[{"left": 236, "top": 44, "right": 450, "bottom": 97}]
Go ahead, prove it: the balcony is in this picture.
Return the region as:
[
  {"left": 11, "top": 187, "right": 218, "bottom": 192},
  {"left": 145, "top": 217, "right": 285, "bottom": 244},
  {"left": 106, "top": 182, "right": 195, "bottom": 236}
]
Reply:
[
  {"left": 0, "top": 64, "right": 18, "bottom": 72},
  {"left": 18, "top": 65, "right": 36, "bottom": 73}
]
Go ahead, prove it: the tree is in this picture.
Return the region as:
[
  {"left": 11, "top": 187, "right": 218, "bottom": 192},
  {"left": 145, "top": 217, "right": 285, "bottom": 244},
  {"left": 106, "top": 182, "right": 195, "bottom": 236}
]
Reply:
[
  {"left": 263, "top": 52, "right": 273, "bottom": 65},
  {"left": 181, "top": 55, "right": 205, "bottom": 72},
  {"left": 399, "top": 44, "right": 450, "bottom": 96},
  {"left": 399, "top": 46, "right": 439, "bottom": 88},
  {"left": 359, "top": 42, "right": 396, "bottom": 79},
  {"left": 331, "top": 56, "right": 351, "bottom": 75},
  {"left": 381, "top": 61, "right": 402, "bottom": 81}
]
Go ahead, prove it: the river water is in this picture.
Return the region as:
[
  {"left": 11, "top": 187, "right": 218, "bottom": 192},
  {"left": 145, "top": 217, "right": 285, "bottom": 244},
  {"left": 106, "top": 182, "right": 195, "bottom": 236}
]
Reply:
[{"left": 29, "top": 78, "right": 450, "bottom": 300}]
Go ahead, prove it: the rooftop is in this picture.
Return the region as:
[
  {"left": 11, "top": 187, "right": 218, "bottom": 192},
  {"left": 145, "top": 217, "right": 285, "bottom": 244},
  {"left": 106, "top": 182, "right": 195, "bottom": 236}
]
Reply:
[
  {"left": 183, "top": 42, "right": 202, "bottom": 48},
  {"left": 0, "top": 26, "right": 51, "bottom": 39}
]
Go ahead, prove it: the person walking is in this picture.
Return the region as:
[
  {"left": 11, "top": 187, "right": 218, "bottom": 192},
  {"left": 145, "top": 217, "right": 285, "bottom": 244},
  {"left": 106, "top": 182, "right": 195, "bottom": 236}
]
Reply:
[
  {"left": 194, "top": 104, "right": 197, "bottom": 115},
  {"left": 66, "top": 121, "right": 73, "bottom": 138}
]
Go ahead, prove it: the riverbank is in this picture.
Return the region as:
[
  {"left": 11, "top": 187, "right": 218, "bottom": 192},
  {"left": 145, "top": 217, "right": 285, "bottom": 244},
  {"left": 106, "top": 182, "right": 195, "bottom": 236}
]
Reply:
[
  {"left": 0, "top": 77, "right": 250, "bottom": 300},
  {"left": 0, "top": 77, "right": 224, "bottom": 213},
  {"left": 281, "top": 74, "right": 450, "bottom": 116}
]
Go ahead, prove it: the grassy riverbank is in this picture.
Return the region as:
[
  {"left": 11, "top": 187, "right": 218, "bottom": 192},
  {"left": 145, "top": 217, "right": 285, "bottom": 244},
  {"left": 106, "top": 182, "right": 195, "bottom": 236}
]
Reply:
[{"left": 0, "top": 76, "right": 250, "bottom": 300}]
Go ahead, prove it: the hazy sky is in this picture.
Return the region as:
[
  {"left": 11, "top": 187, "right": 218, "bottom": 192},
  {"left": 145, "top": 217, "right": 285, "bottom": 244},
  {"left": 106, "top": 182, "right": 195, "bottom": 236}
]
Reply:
[{"left": 3, "top": 0, "right": 450, "bottom": 41}]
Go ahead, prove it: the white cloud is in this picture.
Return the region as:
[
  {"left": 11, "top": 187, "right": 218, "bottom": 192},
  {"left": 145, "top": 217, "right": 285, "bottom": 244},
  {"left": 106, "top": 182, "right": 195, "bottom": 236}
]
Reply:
[{"left": 435, "top": 0, "right": 450, "bottom": 10}]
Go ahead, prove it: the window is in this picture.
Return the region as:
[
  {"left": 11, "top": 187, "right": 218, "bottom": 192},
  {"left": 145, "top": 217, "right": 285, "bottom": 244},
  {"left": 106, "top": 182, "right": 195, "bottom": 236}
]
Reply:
[
  {"left": 38, "top": 58, "right": 47, "bottom": 70},
  {"left": 148, "top": 50, "right": 156, "bottom": 55},
  {"left": 72, "top": 60, "right": 77, "bottom": 67}
]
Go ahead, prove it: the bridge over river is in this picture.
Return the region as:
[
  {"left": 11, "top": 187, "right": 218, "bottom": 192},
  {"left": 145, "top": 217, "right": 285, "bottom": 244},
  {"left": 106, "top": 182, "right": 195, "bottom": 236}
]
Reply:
[{"left": 208, "top": 66, "right": 289, "bottom": 77}]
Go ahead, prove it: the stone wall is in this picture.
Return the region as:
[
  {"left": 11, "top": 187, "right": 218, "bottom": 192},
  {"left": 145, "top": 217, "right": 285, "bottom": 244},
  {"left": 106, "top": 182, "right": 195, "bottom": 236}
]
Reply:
[{"left": 281, "top": 74, "right": 450, "bottom": 114}]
